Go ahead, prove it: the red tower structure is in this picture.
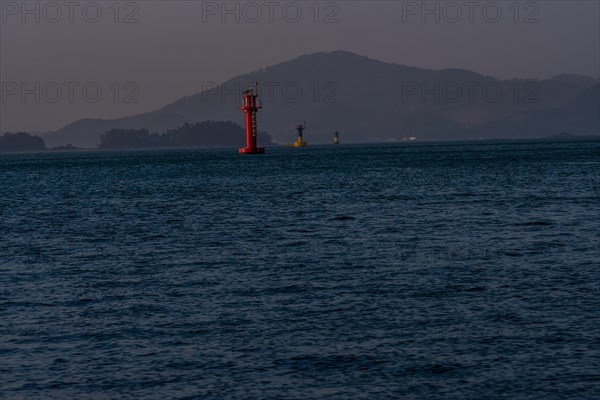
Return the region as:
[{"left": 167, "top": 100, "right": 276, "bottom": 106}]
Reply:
[{"left": 239, "top": 83, "right": 265, "bottom": 154}]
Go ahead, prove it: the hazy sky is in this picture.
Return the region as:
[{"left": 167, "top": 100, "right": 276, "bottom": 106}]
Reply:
[{"left": 1, "top": 0, "right": 598, "bottom": 133}]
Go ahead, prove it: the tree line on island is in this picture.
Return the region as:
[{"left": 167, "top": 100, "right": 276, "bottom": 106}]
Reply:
[
  {"left": 0, "top": 132, "right": 47, "bottom": 152},
  {"left": 1, "top": 121, "right": 275, "bottom": 152},
  {"left": 99, "top": 121, "right": 274, "bottom": 149}
]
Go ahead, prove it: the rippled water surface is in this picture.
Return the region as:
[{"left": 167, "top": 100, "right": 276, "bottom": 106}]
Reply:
[{"left": 2, "top": 140, "right": 600, "bottom": 399}]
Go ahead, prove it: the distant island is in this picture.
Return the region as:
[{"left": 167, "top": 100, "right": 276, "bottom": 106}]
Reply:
[
  {"left": 99, "top": 121, "right": 274, "bottom": 149},
  {"left": 2, "top": 127, "right": 598, "bottom": 153},
  {"left": 546, "top": 132, "right": 575, "bottom": 139},
  {"left": 52, "top": 144, "right": 82, "bottom": 151},
  {"left": 0, "top": 132, "right": 47, "bottom": 152}
]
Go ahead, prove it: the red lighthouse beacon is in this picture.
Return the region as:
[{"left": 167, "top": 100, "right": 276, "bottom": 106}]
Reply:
[{"left": 239, "top": 83, "right": 265, "bottom": 154}]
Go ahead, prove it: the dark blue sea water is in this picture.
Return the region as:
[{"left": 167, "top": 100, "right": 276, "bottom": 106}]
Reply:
[{"left": 1, "top": 140, "right": 600, "bottom": 399}]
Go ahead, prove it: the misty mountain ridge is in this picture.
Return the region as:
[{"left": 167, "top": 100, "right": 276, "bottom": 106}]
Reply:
[
  {"left": 550, "top": 74, "right": 599, "bottom": 89},
  {"left": 43, "top": 51, "right": 599, "bottom": 147}
]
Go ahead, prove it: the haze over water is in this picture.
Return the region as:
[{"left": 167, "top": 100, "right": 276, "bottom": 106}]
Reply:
[{"left": 1, "top": 140, "right": 600, "bottom": 398}]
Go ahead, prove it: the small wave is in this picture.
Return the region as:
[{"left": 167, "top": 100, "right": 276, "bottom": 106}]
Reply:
[
  {"left": 430, "top": 363, "right": 461, "bottom": 374},
  {"left": 465, "top": 287, "right": 486, "bottom": 292},
  {"left": 517, "top": 221, "right": 553, "bottom": 226},
  {"left": 331, "top": 216, "right": 356, "bottom": 221}
]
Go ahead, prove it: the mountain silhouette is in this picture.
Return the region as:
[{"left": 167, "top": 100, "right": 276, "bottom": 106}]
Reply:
[
  {"left": 43, "top": 51, "right": 599, "bottom": 147},
  {"left": 465, "top": 84, "right": 600, "bottom": 139}
]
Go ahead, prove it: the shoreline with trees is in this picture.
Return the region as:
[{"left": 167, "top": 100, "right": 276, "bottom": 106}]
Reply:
[{"left": 1, "top": 121, "right": 275, "bottom": 153}]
